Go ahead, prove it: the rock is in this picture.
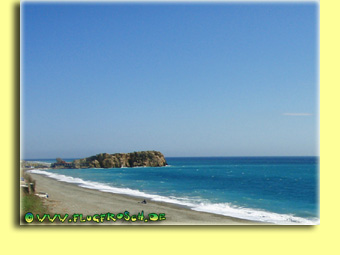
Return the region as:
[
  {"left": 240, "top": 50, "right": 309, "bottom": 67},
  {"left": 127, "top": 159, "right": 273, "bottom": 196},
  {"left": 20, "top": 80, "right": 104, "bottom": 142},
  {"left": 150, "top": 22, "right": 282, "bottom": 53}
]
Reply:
[{"left": 52, "top": 151, "right": 167, "bottom": 169}]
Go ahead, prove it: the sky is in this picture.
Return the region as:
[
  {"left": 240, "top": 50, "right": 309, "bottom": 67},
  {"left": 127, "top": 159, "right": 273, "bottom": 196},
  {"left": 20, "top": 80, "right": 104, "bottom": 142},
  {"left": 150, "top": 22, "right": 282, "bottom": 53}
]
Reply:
[{"left": 21, "top": 1, "right": 319, "bottom": 159}]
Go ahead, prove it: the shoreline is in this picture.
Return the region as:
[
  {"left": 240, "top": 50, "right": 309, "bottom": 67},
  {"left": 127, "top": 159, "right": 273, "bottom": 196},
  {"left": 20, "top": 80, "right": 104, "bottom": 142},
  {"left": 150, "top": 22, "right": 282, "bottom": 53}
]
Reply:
[{"left": 25, "top": 172, "right": 266, "bottom": 225}]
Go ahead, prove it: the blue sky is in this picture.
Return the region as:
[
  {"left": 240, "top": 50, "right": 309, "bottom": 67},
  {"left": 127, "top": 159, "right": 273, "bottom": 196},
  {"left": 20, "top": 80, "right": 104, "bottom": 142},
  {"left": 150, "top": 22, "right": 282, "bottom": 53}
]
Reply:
[{"left": 22, "top": 2, "right": 318, "bottom": 158}]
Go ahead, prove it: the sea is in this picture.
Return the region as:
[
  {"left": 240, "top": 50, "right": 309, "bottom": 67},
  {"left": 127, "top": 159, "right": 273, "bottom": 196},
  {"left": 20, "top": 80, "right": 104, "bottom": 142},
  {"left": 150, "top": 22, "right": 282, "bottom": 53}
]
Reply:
[{"left": 26, "top": 157, "right": 319, "bottom": 225}]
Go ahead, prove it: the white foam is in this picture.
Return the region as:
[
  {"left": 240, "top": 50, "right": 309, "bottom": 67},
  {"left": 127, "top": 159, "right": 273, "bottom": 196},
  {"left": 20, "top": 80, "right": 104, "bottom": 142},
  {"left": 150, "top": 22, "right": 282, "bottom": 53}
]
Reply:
[
  {"left": 191, "top": 202, "right": 319, "bottom": 225},
  {"left": 29, "top": 169, "right": 319, "bottom": 225},
  {"left": 28, "top": 169, "right": 195, "bottom": 207}
]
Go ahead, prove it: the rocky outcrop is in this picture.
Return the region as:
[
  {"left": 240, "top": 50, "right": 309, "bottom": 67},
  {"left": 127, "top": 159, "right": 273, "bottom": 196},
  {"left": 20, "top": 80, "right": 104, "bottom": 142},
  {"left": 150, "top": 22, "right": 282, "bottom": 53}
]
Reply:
[{"left": 71, "top": 151, "right": 167, "bottom": 169}]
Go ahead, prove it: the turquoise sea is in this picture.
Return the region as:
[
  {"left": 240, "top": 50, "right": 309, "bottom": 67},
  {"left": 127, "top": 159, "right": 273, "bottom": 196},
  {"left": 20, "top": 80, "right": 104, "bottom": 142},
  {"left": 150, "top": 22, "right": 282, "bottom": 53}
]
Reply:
[{"left": 27, "top": 157, "right": 319, "bottom": 224}]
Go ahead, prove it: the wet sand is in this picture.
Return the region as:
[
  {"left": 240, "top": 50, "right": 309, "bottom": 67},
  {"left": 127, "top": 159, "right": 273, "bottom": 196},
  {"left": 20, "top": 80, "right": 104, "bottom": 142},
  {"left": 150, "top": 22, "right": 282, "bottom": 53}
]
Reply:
[{"left": 27, "top": 173, "right": 266, "bottom": 225}]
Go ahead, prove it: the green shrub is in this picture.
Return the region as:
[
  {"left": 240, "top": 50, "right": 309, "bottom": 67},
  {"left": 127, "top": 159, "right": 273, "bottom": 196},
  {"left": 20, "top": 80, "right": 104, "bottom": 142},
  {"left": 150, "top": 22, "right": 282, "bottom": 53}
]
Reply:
[{"left": 21, "top": 194, "right": 48, "bottom": 216}]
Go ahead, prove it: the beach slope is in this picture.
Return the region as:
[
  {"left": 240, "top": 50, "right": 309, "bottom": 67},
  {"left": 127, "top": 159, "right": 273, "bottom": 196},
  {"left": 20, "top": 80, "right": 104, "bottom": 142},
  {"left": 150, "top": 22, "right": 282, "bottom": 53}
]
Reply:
[{"left": 26, "top": 173, "right": 263, "bottom": 225}]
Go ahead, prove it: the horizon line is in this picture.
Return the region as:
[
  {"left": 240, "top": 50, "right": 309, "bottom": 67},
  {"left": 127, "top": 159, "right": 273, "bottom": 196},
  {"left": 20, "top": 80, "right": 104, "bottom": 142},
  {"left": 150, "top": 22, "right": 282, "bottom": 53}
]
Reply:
[{"left": 22, "top": 155, "right": 319, "bottom": 160}]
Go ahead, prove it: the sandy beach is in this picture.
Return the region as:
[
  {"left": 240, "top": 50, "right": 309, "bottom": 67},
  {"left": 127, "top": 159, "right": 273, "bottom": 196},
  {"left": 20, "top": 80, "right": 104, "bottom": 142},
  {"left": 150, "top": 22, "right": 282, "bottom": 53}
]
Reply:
[{"left": 26, "top": 172, "right": 265, "bottom": 225}]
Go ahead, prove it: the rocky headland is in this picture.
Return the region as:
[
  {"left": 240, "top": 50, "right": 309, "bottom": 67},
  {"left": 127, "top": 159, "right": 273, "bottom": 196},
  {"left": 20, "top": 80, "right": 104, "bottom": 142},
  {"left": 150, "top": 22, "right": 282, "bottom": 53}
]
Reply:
[{"left": 51, "top": 151, "right": 167, "bottom": 169}]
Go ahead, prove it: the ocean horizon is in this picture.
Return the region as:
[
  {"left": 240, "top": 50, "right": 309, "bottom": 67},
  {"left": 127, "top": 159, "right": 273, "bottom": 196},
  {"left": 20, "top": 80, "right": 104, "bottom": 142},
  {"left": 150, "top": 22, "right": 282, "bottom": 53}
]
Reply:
[{"left": 26, "top": 156, "right": 319, "bottom": 225}]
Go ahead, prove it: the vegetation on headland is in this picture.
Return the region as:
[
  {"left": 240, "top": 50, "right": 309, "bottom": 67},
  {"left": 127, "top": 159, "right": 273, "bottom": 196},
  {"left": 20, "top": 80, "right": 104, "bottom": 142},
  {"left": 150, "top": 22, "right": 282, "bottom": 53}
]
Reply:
[{"left": 52, "top": 150, "right": 167, "bottom": 169}]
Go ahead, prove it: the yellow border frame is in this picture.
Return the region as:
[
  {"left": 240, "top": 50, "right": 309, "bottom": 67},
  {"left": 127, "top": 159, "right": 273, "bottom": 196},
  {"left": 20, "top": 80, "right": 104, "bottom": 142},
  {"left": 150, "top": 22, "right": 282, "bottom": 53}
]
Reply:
[{"left": 2, "top": 0, "right": 338, "bottom": 254}]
